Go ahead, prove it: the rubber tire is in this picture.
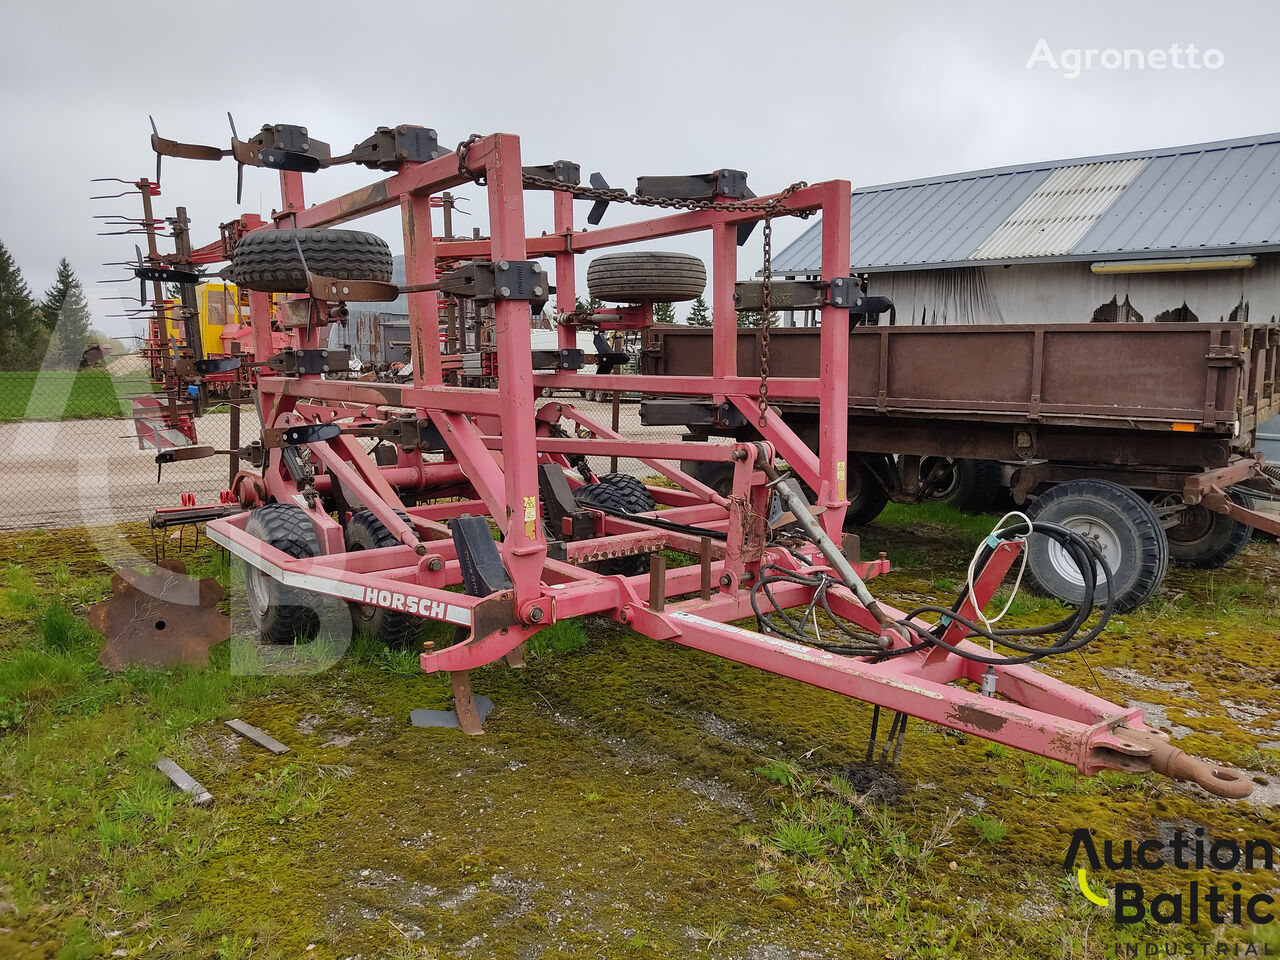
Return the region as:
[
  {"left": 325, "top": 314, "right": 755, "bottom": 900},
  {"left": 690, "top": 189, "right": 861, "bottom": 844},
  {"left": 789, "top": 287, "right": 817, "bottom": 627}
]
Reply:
[
  {"left": 1025, "top": 480, "right": 1169, "bottom": 612},
  {"left": 244, "top": 503, "right": 323, "bottom": 644},
  {"left": 921, "top": 458, "right": 1002, "bottom": 513},
  {"left": 587, "top": 252, "right": 707, "bottom": 304},
  {"left": 573, "top": 473, "right": 657, "bottom": 575},
  {"left": 843, "top": 456, "right": 890, "bottom": 528},
  {"left": 345, "top": 508, "right": 423, "bottom": 647},
  {"left": 230, "top": 228, "right": 393, "bottom": 293},
  {"left": 1164, "top": 490, "right": 1254, "bottom": 569}
]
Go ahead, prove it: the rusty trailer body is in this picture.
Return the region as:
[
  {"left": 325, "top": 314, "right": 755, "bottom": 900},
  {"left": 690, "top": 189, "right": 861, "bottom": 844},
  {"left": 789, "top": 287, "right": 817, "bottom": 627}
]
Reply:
[{"left": 642, "top": 320, "right": 1280, "bottom": 606}]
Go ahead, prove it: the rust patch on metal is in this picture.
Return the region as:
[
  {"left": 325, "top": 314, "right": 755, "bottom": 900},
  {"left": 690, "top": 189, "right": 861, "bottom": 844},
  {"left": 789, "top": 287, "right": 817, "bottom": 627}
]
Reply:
[
  {"left": 950, "top": 703, "right": 1008, "bottom": 735},
  {"left": 340, "top": 180, "right": 389, "bottom": 218}
]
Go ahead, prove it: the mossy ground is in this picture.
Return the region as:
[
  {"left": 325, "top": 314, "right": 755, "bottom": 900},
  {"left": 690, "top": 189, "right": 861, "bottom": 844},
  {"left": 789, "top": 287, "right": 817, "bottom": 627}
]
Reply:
[{"left": 0, "top": 507, "right": 1277, "bottom": 959}]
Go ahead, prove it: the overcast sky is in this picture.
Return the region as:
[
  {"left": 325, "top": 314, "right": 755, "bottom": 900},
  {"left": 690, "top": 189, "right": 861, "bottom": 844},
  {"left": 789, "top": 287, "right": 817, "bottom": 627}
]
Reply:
[{"left": 3, "top": 0, "right": 1279, "bottom": 337}]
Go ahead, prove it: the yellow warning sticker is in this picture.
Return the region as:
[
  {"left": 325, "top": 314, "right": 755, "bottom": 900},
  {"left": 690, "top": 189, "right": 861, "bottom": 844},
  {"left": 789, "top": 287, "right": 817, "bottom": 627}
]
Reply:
[
  {"left": 523, "top": 496, "right": 538, "bottom": 539},
  {"left": 836, "top": 461, "right": 847, "bottom": 501}
]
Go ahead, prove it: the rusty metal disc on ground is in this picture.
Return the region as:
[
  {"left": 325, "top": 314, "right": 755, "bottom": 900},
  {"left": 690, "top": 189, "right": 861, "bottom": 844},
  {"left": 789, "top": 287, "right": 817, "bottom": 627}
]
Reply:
[{"left": 89, "top": 559, "right": 230, "bottom": 671}]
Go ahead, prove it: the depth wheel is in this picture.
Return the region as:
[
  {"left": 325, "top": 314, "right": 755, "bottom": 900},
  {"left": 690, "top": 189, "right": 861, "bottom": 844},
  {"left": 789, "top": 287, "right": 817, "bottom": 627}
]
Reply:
[
  {"left": 1025, "top": 480, "right": 1168, "bottom": 612},
  {"left": 586, "top": 252, "right": 707, "bottom": 304},
  {"left": 229, "top": 228, "right": 393, "bottom": 293},
  {"left": 244, "top": 503, "right": 323, "bottom": 643},
  {"left": 345, "top": 508, "right": 423, "bottom": 647},
  {"left": 573, "top": 473, "right": 657, "bottom": 575}
]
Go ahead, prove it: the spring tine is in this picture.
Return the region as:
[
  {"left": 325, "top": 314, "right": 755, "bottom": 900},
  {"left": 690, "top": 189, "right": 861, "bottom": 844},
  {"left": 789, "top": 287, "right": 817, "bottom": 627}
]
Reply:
[{"left": 150, "top": 115, "right": 162, "bottom": 183}]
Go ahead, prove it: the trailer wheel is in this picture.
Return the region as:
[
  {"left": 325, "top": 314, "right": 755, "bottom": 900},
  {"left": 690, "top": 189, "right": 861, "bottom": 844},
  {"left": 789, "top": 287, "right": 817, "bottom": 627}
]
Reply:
[
  {"left": 1157, "top": 490, "right": 1254, "bottom": 569},
  {"left": 586, "top": 252, "right": 707, "bottom": 304},
  {"left": 244, "top": 503, "right": 323, "bottom": 644},
  {"left": 573, "top": 473, "right": 657, "bottom": 575},
  {"left": 920, "top": 458, "right": 1002, "bottom": 512},
  {"left": 843, "top": 456, "right": 890, "bottom": 528},
  {"left": 345, "top": 508, "right": 423, "bottom": 647},
  {"left": 1025, "top": 480, "right": 1168, "bottom": 612},
  {"left": 229, "top": 228, "right": 393, "bottom": 293}
]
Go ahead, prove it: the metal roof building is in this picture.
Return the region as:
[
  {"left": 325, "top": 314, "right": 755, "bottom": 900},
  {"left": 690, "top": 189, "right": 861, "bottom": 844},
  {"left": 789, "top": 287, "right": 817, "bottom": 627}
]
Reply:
[{"left": 772, "top": 133, "right": 1280, "bottom": 275}]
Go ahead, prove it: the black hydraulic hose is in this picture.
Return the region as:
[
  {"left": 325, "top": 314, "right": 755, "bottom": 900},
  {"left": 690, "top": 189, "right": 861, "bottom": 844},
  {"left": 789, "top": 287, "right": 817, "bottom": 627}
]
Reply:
[{"left": 750, "top": 518, "right": 1116, "bottom": 667}]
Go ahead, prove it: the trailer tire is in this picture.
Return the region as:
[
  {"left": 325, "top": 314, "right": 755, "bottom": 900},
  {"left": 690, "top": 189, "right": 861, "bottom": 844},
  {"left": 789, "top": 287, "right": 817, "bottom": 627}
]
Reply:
[
  {"left": 844, "top": 456, "right": 890, "bottom": 528},
  {"left": 1025, "top": 480, "right": 1168, "bottom": 612},
  {"left": 573, "top": 473, "right": 656, "bottom": 575},
  {"left": 229, "top": 228, "right": 393, "bottom": 293},
  {"left": 244, "top": 503, "right": 323, "bottom": 644},
  {"left": 921, "top": 457, "right": 1002, "bottom": 513},
  {"left": 345, "top": 508, "right": 423, "bottom": 647},
  {"left": 1160, "top": 490, "right": 1254, "bottom": 569},
  {"left": 587, "top": 252, "right": 707, "bottom": 303}
]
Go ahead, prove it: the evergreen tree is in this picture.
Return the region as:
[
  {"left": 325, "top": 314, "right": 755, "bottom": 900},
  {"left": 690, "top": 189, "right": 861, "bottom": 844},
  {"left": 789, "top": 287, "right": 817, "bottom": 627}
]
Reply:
[
  {"left": 43, "top": 259, "right": 93, "bottom": 369},
  {"left": 40, "top": 258, "right": 76, "bottom": 330},
  {"left": 734, "top": 308, "right": 778, "bottom": 329},
  {"left": 652, "top": 301, "right": 676, "bottom": 324},
  {"left": 0, "top": 240, "right": 46, "bottom": 370},
  {"left": 685, "top": 295, "right": 710, "bottom": 326}
]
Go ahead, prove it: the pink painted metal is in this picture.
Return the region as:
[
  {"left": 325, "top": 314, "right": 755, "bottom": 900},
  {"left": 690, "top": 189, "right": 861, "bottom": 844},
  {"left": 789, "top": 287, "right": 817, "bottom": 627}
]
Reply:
[{"left": 132, "top": 124, "right": 1250, "bottom": 799}]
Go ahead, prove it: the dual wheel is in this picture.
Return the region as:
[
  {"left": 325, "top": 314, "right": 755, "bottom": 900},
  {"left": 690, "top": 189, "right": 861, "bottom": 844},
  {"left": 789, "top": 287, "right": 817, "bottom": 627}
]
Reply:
[
  {"left": 242, "top": 475, "right": 658, "bottom": 646},
  {"left": 1023, "top": 480, "right": 1253, "bottom": 612},
  {"left": 242, "top": 503, "right": 422, "bottom": 646}
]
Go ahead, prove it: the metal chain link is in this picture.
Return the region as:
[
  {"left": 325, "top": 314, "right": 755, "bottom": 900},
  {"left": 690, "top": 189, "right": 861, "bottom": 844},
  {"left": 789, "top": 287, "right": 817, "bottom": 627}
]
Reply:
[
  {"left": 455, "top": 134, "right": 486, "bottom": 185},
  {"left": 758, "top": 214, "right": 774, "bottom": 428},
  {"left": 456, "top": 138, "right": 812, "bottom": 429}
]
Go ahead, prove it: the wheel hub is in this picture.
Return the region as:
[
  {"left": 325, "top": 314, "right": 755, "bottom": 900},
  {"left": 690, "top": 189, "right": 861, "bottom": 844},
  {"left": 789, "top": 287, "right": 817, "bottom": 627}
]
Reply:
[{"left": 1047, "top": 513, "right": 1122, "bottom": 588}]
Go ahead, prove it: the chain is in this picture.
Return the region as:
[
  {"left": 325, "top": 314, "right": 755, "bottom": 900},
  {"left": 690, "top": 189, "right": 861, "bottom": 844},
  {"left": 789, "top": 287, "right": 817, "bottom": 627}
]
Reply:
[
  {"left": 457, "top": 139, "right": 811, "bottom": 429},
  {"left": 758, "top": 214, "right": 774, "bottom": 428},
  {"left": 455, "top": 134, "right": 486, "bottom": 185}
]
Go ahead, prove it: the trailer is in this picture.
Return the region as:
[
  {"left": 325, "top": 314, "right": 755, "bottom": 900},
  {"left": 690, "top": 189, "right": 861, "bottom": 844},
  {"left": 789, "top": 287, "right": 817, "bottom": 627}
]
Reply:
[
  {"left": 641, "top": 321, "right": 1280, "bottom": 610},
  {"left": 114, "top": 119, "right": 1256, "bottom": 800}
]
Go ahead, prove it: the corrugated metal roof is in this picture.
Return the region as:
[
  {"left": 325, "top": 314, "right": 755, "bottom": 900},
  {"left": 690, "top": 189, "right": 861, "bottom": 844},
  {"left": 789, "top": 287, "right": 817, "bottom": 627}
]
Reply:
[{"left": 769, "top": 133, "right": 1280, "bottom": 274}]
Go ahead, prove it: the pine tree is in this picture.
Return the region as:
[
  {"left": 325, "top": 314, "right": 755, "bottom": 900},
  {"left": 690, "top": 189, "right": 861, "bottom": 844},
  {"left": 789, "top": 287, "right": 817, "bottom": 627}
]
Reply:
[
  {"left": 652, "top": 301, "right": 676, "bottom": 324},
  {"left": 43, "top": 259, "right": 93, "bottom": 369},
  {"left": 0, "top": 240, "right": 46, "bottom": 371},
  {"left": 734, "top": 308, "right": 778, "bottom": 329},
  {"left": 41, "top": 258, "right": 76, "bottom": 330},
  {"left": 685, "top": 295, "right": 710, "bottom": 326}
]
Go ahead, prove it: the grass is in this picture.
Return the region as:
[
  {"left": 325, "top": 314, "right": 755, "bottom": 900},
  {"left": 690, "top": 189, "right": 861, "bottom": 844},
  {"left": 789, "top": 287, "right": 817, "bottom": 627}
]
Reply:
[
  {"left": 0, "top": 515, "right": 1278, "bottom": 959},
  {"left": 0, "top": 367, "right": 154, "bottom": 422}
]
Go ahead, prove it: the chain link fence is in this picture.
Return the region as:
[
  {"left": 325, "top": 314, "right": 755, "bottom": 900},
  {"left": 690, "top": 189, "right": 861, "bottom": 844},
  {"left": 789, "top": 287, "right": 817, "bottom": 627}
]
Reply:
[{"left": 0, "top": 359, "right": 692, "bottom": 532}]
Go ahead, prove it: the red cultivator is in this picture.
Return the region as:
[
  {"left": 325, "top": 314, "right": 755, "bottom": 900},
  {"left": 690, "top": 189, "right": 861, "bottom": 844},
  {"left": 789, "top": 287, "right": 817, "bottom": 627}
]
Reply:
[{"left": 124, "top": 121, "right": 1250, "bottom": 799}]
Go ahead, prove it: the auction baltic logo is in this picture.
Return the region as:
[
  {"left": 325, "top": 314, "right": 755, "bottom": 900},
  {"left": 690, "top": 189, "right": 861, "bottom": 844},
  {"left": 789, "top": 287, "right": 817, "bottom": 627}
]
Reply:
[
  {"left": 1064, "top": 827, "right": 1276, "bottom": 936},
  {"left": 1027, "top": 39, "right": 1225, "bottom": 79}
]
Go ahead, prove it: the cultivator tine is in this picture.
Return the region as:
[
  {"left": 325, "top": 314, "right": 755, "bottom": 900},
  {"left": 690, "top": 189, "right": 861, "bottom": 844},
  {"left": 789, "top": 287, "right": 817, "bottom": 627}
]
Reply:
[
  {"left": 450, "top": 669, "right": 484, "bottom": 736},
  {"left": 586, "top": 172, "right": 612, "bottom": 225},
  {"left": 149, "top": 114, "right": 228, "bottom": 186},
  {"left": 864, "top": 704, "right": 909, "bottom": 767},
  {"left": 227, "top": 113, "right": 245, "bottom": 203}
]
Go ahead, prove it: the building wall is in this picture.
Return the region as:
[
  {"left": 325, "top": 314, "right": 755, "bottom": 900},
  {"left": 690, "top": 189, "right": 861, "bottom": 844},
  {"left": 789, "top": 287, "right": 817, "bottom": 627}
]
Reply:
[{"left": 866, "top": 254, "right": 1280, "bottom": 325}]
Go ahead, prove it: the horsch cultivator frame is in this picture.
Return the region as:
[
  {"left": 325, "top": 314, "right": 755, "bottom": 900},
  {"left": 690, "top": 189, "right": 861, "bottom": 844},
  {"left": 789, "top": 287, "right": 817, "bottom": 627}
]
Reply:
[{"left": 134, "top": 122, "right": 1251, "bottom": 799}]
